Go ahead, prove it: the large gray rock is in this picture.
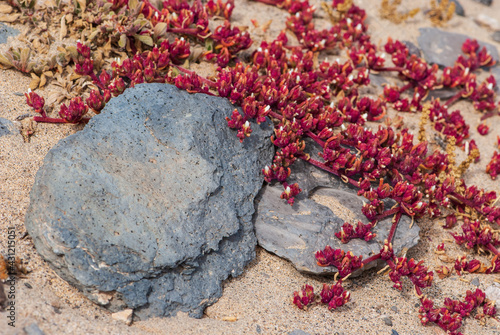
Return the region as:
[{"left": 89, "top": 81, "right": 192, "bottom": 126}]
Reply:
[
  {"left": 255, "top": 142, "right": 420, "bottom": 276},
  {"left": 418, "top": 28, "right": 500, "bottom": 68},
  {"left": 25, "top": 83, "right": 274, "bottom": 319},
  {"left": 0, "top": 23, "right": 19, "bottom": 44}
]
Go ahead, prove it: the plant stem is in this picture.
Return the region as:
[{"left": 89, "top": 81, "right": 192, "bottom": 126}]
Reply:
[
  {"left": 173, "top": 65, "right": 218, "bottom": 88},
  {"left": 486, "top": 243, "right": 500, "bottom": 256},
  {"left": 301, "top": 156, "right": 360, "bottom": 188},
  {"left": 375, "top": 207, "right": 400, "bottom": 221},
  {"left": 387, "top": 210, "right": 402, "bottom": 244},
  {"left": 33, "top": 116, "right": 90, "bottom": 124},
  {"left": 443, "top": 89, "right": 465, "bottom": 109},
  {"left": 362, "top": 253, "right": 381, "bottom": 266}
]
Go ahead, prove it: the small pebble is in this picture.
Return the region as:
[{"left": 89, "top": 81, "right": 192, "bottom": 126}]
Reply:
[
  {"left": 391, "top": 330, "right": 400, "bottom": 335},
  {"left": 383, "top": 317, "right": 393, "bottom": 326},
  {"left": 23, "top": 323, "right": 46, "bottom": 335},
  {"left": 472, "top": 0, "right": 492, "bottom": 5},
  {"left": 256, "top": 325, "right": 261, "bottom": 334},
  {"left": 485, "top": 284, "right": 500, "bottom": 309},
  {"left": 112, "top": 309, "right": 133, "bottom": 326},
  {"left": 475, "top": 13, "right": 500, "bottom": 30},
  {"left": 492, "top": 30, "right": 500, "bottom": 43},
  {"left": 471, "top": 277, "right": 480, "bottom": 287},
  {"left": 390, "top": 306, "right": 398, "bottom": 313},
  {"left": 288, "top": 330, "right": 312, "bottom": 335},
  {"left": 24, "top": 282, "right": 33, "bottom": 289}
]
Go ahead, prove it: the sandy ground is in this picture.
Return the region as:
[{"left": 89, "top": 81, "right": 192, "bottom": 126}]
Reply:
[{"left": 1, "top": 0, "right": 500, "bottom": 334}]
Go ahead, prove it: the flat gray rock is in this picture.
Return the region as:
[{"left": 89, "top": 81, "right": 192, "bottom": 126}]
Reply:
[
  {"left": 25, "top": 83, "right": 274, "bottom": 319},
  {"left": 0, "top": 22, "right": 19, "bottom": 44},
  {"left": 402, "top": 40, "right": 422, "bottom": 58},
  {"left": 255, "top": 142, "right": 420, "bottom": 276},
  {"left": 418, "top": 28, "right": 499, "bottom": 68},
  {"left": 0, "top": 117, "right": 16, "bottom": 137}
]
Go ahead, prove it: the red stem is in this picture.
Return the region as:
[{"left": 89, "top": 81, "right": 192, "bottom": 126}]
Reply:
[
  {"left": 301, "top": 156, "right": 360, "bottom": 188},
  {"left": 33, "top": 116, "right": 90, "bottom": 124},
  {"left": 169, "top": 27, "right": 201, "bottom": 36},
  {"left": 387, "top": 210, "right": 402, "bottom": 244},
  {"left": 486, "top": 243, "right": 500, "bottom": 256},
  {"left": 398, "top": 82, "right": 414, "bottom": 94},
  {"left": 375, "top": 67, "right": 405, "bottom": 73},
  {"left": 362, "top": 253, "right": 381, "bottom": 266},
  {"left": 305, "top": 131, "right": 325, "bottom": 147},
  {"left": 443, "top": 89, "right": 465, "bottom": 109},
  {"left": 173, "top": 65, "right": 218, "bottom": 88},
  {"left": 375, "top": 207, "right": 400, "bottom": 221},
  {"left": 143, "top": 0, "right": 161, "bottom": 13},
  {"left": 89, "top": 72, "right": 106, "bottom": 91},
  {"left": 251, "top": 0, "right": 283, "bottom": 6}
]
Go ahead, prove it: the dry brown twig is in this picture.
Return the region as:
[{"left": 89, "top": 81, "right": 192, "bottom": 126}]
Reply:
[
  {"left": 428, "top": 0, "right": 455, "bottom": 26},
  {"left": 380, "top": 0, "right": 420, "bottom": 24}
]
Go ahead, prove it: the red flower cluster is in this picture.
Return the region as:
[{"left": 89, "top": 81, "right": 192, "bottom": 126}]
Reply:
[
  {"left": 486, "top": 151, "right": 500, "bottom": 180},
  {"left": 451, "top": 218, "right": 500, "bottom": 250},
  {"left": 292, "top": 280, "right": 351, "bottom": 310},
  {"left": 419, "top": 289, "right": 496, "bottom": 335},
  {"left": 315, "top": 246, "right": 363, "bottom": 278},
  {"left": 335, "top": 221, "right": 376, "bottom": 243},
  {"left": 454, "top": 255, "right": 499, "bottom": 275},
  {"left": 387, "top": 257, "right": 433, "bottom": 291},
  {"left": 292, "top": 284, "right": 315, "bottom": 309}
]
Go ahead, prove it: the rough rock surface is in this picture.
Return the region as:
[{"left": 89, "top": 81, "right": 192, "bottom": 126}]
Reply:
[
  {"left": 254, "top": 142, "right": 420, "bottom": 276},
  {"left": 0, "top": 22, "right": 19, "bottom": 44},
  {"left": 402, "top": 40, "right": 422, "bottom": 58},
  {"left": 418, "top": 28, "right": 500, "bottom": 68},
  {"left": 25, "top": 83, "right": 274, "bottom": 319},
  {"left": 0, "top": 117, "right": 16, "bottom": 137}
]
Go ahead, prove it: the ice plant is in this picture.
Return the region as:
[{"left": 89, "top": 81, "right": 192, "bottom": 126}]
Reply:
[
  {"left": 11, "top": 0, "right": 500, "bottom": 333},
  {"left": 486, "top": 151, "right": 500, "bottom": 180},
  {"left": 335, "top": 221, "right": 376, "bottom": 243}
]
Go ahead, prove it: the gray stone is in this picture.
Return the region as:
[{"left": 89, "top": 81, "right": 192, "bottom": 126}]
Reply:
[
  {"left": 0, "top": 22, "right": 19, "bottom": 44},
  {"left": 426, "top": 88, "right": 458, "bottom": 101},
  {"left": 254, "top": 141, "right": 420, "bottom": 276},
  {"left": 288, "top": 330, "right": 312, "bottom": 335},
  {"left": 402, "top": 40, "right": 421, "bottom": 58},
  {"left": 23, "top": 323, "right": 46, "bottom": 335},
  {"left": 418, "top": 28, "right": 500, "bottom": 68},
  {"left": 383, "top": 317, "right": 393, "bottom": 327},
  {"left": 0, "top": 117, "right": 16, "bottom": 137},
  {"left": 25, "top": 83, "right": 274, "bottom": 319},
  {"left": 438, "top": 0, "right": 464, "bottom": 16},
  {"left": 472, "top": 0, "right": 492, "bottom": 5},
  {"left": 491, "top": 64, "right": 500, "bottom": 91},
  {"left": 485, "top": 284, "right": 500, "bottom": 309},
  {"left": 471, "top": 277, "right": 480, "bottom": 287},
  {"left": 391, "top": 330, "right": 400, "bottom": 335},
  {"left": 492, "top": 30, "right": 500, "bottom": 43},
  {"left": 369, "top": 74, "right": 390, "bottom": 88}
]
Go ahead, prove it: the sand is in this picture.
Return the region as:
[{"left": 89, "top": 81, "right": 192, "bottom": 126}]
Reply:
[{"left": 1, "top": 0, "right": 500, "bottom": 334}]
